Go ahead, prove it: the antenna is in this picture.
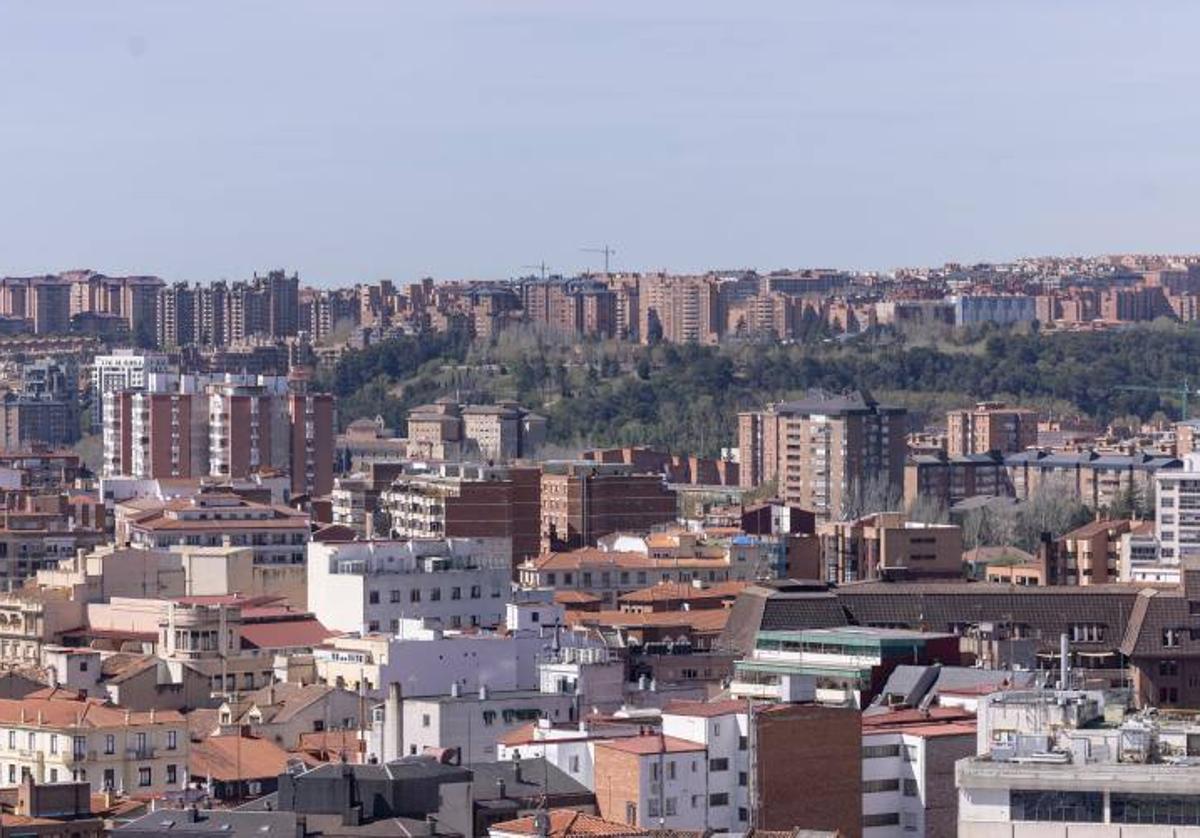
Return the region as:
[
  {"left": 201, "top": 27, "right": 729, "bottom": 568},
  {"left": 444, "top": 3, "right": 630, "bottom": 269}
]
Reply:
[
  {"left": 580, "top": 245, "right": 616, "bottom": 275},
  {"left": 521, "top": 262, "right": 551, "bottom": 281}
]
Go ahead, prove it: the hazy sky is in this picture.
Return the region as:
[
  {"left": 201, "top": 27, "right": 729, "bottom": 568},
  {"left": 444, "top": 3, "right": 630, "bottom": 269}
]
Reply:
[{"left": 2, "top": 1, "right": 1199, "bottom": 286}]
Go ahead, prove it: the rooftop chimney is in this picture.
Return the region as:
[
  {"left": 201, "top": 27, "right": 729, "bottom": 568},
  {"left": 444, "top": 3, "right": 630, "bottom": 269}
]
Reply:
[{"left": 382, "top": 682, "right": 403, "bottom": 763}]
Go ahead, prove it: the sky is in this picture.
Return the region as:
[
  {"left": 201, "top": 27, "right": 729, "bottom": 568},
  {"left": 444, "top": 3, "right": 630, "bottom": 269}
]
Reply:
[{"left": 1, "top": 1, "right": 1199, "bottom": 286}]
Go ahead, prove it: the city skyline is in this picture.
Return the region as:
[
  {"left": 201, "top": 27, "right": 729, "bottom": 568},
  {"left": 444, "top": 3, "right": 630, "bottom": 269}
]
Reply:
[{"left": 4, "top": 1, "right": 1200, "bottom": 284}]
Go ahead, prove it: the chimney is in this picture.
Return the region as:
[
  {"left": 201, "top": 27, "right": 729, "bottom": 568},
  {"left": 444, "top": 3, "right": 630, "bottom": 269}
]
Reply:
[
  {"left": 514, "top": 759, "right": 523, "bottom": 785},
  {"left": 479, "top": 684, "right": 489, "bottom": 701},
  {"left": 1060, "top": 632, "right": 1070, "bottom": 690},
  {"left": 383, "top": 682, "right": 403, "bottom": 762},
  {"left": 496, "top": 777, "right": 506, "bottom": 799},
  {"left": 450, "top": 681, "right": 461, "bottom": 699}
]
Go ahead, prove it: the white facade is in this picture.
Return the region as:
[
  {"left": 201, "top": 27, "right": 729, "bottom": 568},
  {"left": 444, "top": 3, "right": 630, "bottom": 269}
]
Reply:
[
  {"left": 660, "top": 708, "right": 752, "bottom": 832},
  {"left": 306, "top": 539, "right": 513, "bottom": 634},
  {"left": 1155, "top": 452, "right": 1200, "bottom": 569},
  {"left": 91, "top": 351, "right": 169, "bottom": 427},
  {"left": 400, "top": 689, "right": 576, "bottom": 763}
]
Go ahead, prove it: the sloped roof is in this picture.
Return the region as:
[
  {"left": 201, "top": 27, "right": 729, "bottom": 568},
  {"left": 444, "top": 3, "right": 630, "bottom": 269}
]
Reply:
[
  {"left": 491, "top": 809, "right": 648, "bottom": 836},
  {"left": 190, "top": 734, "right": 293, "bottom": 781}
]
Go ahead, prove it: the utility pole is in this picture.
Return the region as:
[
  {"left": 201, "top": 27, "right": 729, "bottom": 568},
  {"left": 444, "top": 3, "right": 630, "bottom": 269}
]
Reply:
[{"left": 581, "top": 245, "right": 616, "bottom": 275}]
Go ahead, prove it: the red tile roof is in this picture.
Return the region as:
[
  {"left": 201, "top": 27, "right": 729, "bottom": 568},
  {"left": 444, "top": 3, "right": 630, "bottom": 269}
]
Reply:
[
  {"left": 240, "top": 618, "right": 333, "bottom": 650},
  {"left": 190, "top": 734, "right": 293, "bottom": 781},
  {"left": 662, "top": 699, "right": 750, "bottom": 718},
  {"left": 595, "top": 734, "right": 704, "bottom": 755},
  {"left": 619, "top": 581, "right": 747, "bottom": 604}
]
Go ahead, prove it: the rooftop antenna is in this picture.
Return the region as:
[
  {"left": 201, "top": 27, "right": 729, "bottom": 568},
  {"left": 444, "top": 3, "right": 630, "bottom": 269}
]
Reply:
[
  {"left": 522, "top": 262, "right": 551, "bottom": 281},
  {"left": 581, "top": 245, "right": 616, "bottom": 275}
]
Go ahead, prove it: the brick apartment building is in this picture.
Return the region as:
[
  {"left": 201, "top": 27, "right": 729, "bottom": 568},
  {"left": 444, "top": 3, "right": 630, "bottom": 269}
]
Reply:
[
  {"left": 540, "top": 462, "right": 677, "bottom": 552},
  {"left": 946, "top": 401, "right": 1037, "bottom": 457},
  {"left": 816, "top": 512, "right": 964, "bottom": 584},
  {"left": 382, "top": 462, "right": 542, "bottom": 566},
  {"left": 738, "top": 391, "right": 908, "bottom": 521}
]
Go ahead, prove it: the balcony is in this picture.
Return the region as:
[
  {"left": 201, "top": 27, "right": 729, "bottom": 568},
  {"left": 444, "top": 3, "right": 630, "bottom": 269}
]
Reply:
[{"left": 126, "top": 746, "right": 155, "bottom": 760}]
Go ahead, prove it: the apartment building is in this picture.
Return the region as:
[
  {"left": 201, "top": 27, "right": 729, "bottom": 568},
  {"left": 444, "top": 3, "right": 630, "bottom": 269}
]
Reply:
[
  {"left": 0, "top": 690, "right": 188, "bottom": 795},
  {"left": 89, "top": 351, "right": 169, "bottom": 426},
  {"left": 738, "top": 391, "right": 908, "bottom": 521},
  {"left": 860, "top": 708, "right": 976, "bottom": 838},
  {"left": 405, "top": 400, "right": 546, "bottom": 463},
  {"left": 1156, "top": 452, "right": 1200, "bottom": 570},
  {"left": 540, "top": 462, "right": 677, "bottom": 552},
  {"left": 903, "top": 452, "right": 1011, "bottom": 507},
  {"left": 817, "top": 513, "right": 964, "bottom": 584},
  {"left": 102, "top": 372, "right": 334, "bottom": 496},
  {"left": 519, "top": 548, "right": 754, "bottom": 608},
  {"left": 1043, "top": 519, "right": 1131, "bottom": 585},
  {"left": 1004, "top": 450, "right": 1180, "bottom": 510},
  {"left": 117, "top": 492, "right": 310, "bottom": 566},
  {"left": 306, "top": 538, "right": 513, "bottom": 634},
  {"left": 0, "top": 490, "right": 107, "bottom": 585},
  {"left": 382, "top": 462, "right": 542, "bottom": 565},
  {"left": 637, "top": 274, "right": 722, "bottom": 345},
  {"left": 946, "top": 401, "right": 1038, "bottom": 457}
]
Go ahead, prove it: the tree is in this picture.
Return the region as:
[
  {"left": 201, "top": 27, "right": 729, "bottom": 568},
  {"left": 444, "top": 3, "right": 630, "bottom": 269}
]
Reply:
[
  {"left": 840, "top": 476, "right": 903, "bottom": 521},
  {"left": 907, "top": 494, "right": 949, "bottom": 525}
]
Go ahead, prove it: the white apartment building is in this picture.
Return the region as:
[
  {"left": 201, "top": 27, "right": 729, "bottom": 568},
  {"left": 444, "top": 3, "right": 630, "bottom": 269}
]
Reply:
[
  {"left": 659, "top": 701, "right": 754, "bottom": 832},
  {"left": 496, "top": 717, "right": 646, "bottom": 792},
  {"left": 860, "top": 713, "right": 975, "bottom": 837},
  {"left": 306, "top": 538, "right": 513, "bottom": 635},
  {"left": 1153, "top": 452, "right": 1200, "bottom": 578},
  {"left": 958, "top": 690, "right": 1200, "bottom": 837},
  {"left": 90, "top": 351, "right": 169, "bottom": 426},
  {"left": 400, "top": 688, "right": 577, "bottom": 763},
  {"left": 314, "top": 596, "right": 573, "bottom": 697}
]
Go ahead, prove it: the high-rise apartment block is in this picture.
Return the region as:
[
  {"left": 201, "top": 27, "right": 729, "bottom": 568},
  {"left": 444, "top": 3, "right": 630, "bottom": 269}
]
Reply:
[
  {"left": 91, "top": 351, "right": 170, "bottom": 426},
  {"left": 738, "top": 391, "right": 908, "bottom": 520},
  {"left": 102, "top": 372, "right": 334, "bottom": 497},
  {"left": 946, "top": 401, "right": 1037, "bottom": 457}
]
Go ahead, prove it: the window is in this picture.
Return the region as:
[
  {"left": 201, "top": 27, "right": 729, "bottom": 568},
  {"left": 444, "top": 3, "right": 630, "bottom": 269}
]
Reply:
[
  {"left": 167, "top": 730, "right": 177, "bottom": 750},
  {"left": 903, "top": 744, "right": 919, "bottom": 763},
  {"left": 103, "top": 769, "right": 115, "bottom": 791},
  {"left": 138, "top": 767, "right": 152, "bottom": 787},
  {"left": 738, "top": 735, "right": 748, "bottom": 751},
  {"left": 863, "top": 813, "right": 901, "bottom": 828},
  {"left": 6, "top": 731, "right": 12, "bottom": 749},
  {"left": 410, "top": 589, "right": 421, "bottom": 603},
  {"left": 470, "top": 585, "right": 481, "bottom": 599},
  {"left": 422, "top": 714, "right": 431, "bottom": 728},
  {"left": 1160, "top": 660, "right": 1180, "bottom": 677},
  {"left": 738, "top": 771, "right": 747, "bottom": 787},
  {"left": 863, "top": 778, "right": 900, "bottom": 793},
  {"left": 5, "top": 766, "right": 11, "bottom": 784},
  {"left": 1010, "top": 790, "right": 1103, "bottom": 822},
  {"left": 390, "top": 590, "right": 401, "bottom": 603},
  {"left": 651, "top": 762, "right": 660, "bottom": 780},
  {"left": 647, "top": 799, "right": 660, "bottom": 818},
  {"left": 1164, "top": 628, "right": 1183, "bottom": 648},
  {"left": 451, "top": 587, "right": 462, "bottom": 600},
  {"left": 903, "top": 778, "right": 919, "bottom": 797},
  {"left": 863, "top": 744, "right": 901, "bottom": 759},
  {"left": 569, "top": 755, "right": 580, "bottom": 773},
  {"left": 667, "top": 760, "right": 676, "bottom": 780},
  {"left": 709, "top": 793, "right": 729, "bottom": 807},
  {"left": 368, "top": 590, "right": 379, "bottom": 604},
  {"left": 709, "top": 757, "right": 729, "bottom": 772},
  {"left": 1111, "top": 793, "right": 1200, "bottom": 825},
  {"left": 49, "top": 734, "right": 58, "bottom": 755},
  {"left": 738, "top": 807, "right": 749, "bottom": 823},
  {"left": 49, "top": 768, "right": 57, "bottom": 782},
  {"left": 430, "top": 588, "right": 441, "bottom": 601},
  {"left": 625, "top": 803, "right": 637, "bottom": 825},
  {"left": 105, "top": 734, "right": 115, "bottom": 755},
  {"left": 1160, "top": 687, "right": 1180, "bottom": 704},
  {"left": 1070, "top": 623, "right": 1105, "bottom": 642},
  {"left": 665, "top": 798, "right": 677, "bottom": 816},
  {"left": 166, "top": 764, "right": 178, "bottom": 784}
]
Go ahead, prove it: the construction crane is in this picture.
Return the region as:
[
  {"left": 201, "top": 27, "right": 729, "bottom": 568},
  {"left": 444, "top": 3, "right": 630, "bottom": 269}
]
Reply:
[
  {"left": 581, "top": 244, "right": 616, "bottom": 275},
  {"left": 1114, "top": 378, "right": 1199, "bottom": 421},
  {"left": 521, "top": 261, "right": 551, "bottom": 281}
]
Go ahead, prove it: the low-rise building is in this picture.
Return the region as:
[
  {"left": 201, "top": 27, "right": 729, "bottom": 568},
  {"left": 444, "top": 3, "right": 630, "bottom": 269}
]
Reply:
[
  {"left": 817, "top": 513, "right": 964, "bottom": 584},
  {"left": 0, "top": 689, "right": 188, "bottom": 795},
  {"left": 307, "top": 538, "right": 513, "bottom": 635}
]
